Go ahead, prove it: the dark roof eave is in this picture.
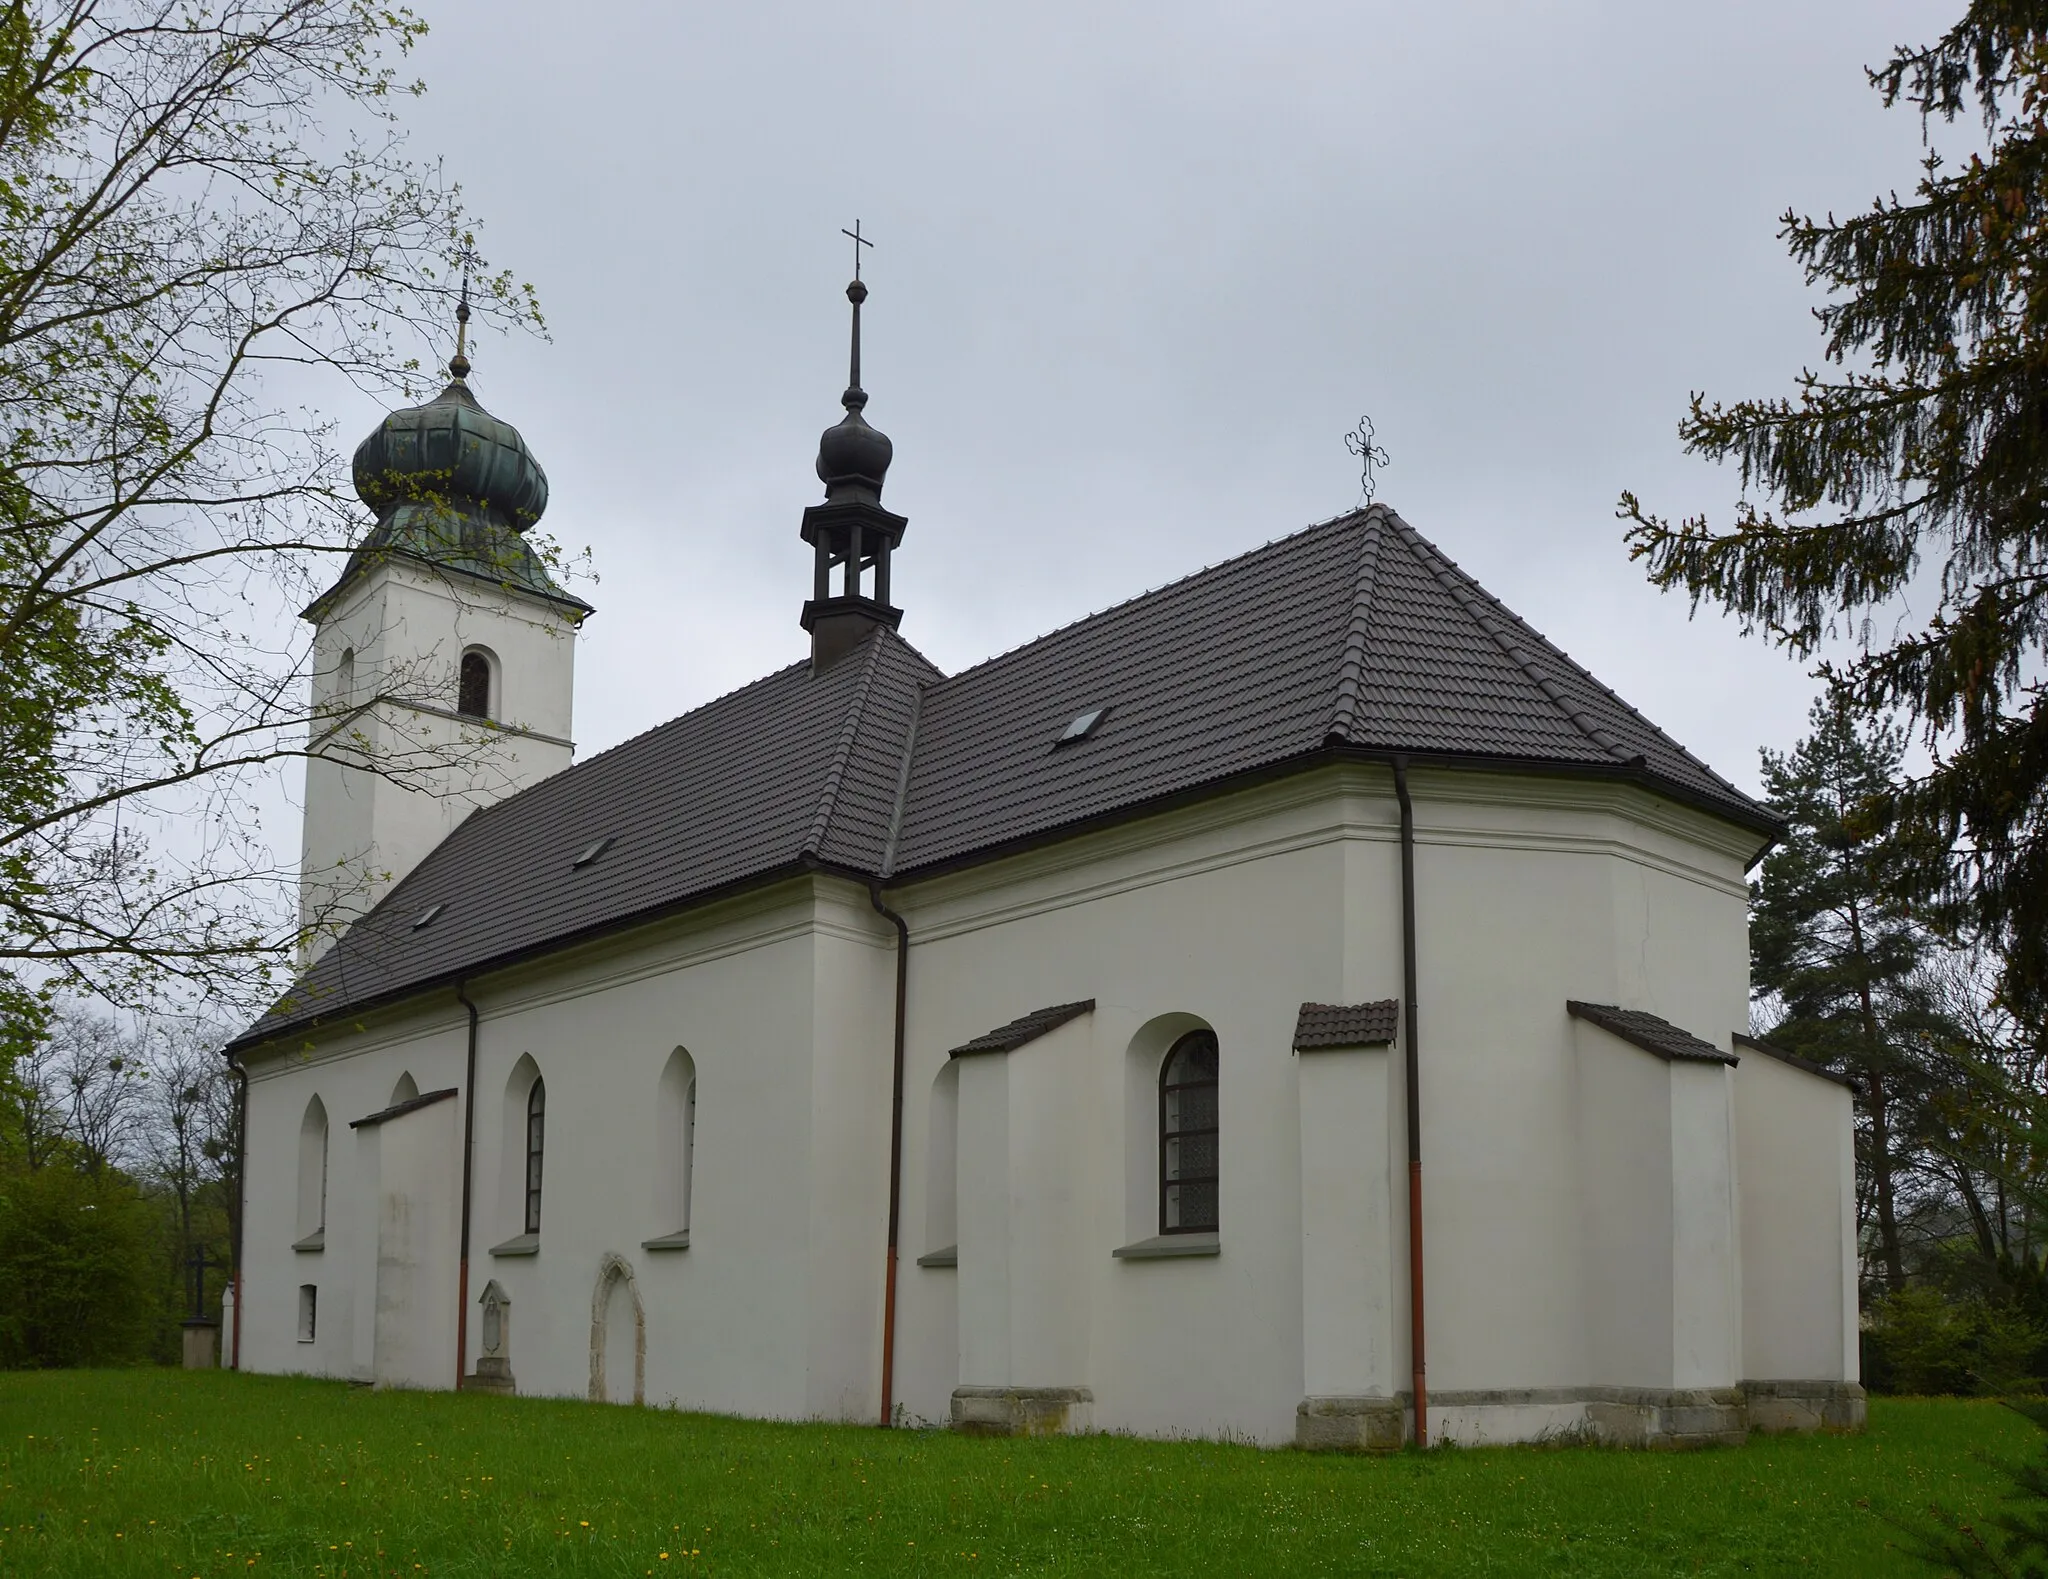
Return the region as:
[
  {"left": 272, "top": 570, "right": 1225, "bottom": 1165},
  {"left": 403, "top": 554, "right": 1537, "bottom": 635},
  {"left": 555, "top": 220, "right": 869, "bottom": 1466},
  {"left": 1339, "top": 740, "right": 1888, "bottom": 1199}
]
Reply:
[
  {"left": 1730, "top": 1032, "right": 1861, "bottom": 1091},
  {"left": 886, "top": 741, "right": 1779, "bottom": 890},
  {"left": 228, "top": 854, "right": 860, "bottom": 1056},
  {"left": 232, "top": 748, "right": 1772, "bottom": 1056},
  {"left": 300, "top": 546, "right": 595, "bottom": 626}
]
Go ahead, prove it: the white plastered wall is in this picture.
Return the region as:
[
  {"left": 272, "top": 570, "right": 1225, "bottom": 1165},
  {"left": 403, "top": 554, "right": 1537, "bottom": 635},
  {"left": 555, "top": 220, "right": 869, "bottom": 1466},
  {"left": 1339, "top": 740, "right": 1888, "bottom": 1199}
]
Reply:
[
  {"left": 368, "top": 1094, "right": 464, "bottom": 1389},
  {"left": 238, "top": 1011, "right": 467, "bottom": 1382},
  {"left": 238, "top": 875, "right": 897, "bottom": 1421},
  {"left": 1735, "top": 1050, "right": 1859, "bottom": 1383},
  {"left": 890, "top": 763, "right": 1773, "bottom": 1444}
]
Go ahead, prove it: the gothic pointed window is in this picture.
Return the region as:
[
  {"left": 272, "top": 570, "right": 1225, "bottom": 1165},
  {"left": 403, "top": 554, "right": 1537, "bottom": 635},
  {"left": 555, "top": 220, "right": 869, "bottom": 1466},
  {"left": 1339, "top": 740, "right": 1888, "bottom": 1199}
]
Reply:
[
  {"left": 1159, "top": 1030, "right": 1219, "bottom": 1233},
  {"left": 524, "top": 1077, "right": 546, "bottom": 1235},
  {"left": 458, "top": 650, "right": 492, "bottom": 720}
]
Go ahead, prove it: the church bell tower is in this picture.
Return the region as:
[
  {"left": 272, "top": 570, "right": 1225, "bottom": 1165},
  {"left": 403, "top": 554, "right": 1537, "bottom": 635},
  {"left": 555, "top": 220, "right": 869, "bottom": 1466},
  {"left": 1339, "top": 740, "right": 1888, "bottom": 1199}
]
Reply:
[
  {"left": 801, "top": 224, "right": 907, "bottom": 669},
  {"left": 298, "top": 291, "right": 593, "bottom": 963}
]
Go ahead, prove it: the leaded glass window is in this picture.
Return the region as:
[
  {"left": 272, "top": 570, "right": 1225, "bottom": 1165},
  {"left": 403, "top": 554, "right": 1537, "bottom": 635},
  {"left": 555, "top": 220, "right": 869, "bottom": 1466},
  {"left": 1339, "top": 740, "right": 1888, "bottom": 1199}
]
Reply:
[
  {"left": 524, "top": 1077, "right": 546, "bottom": 1235},
  {"left": 1159, "top": 1030, "right": 1219, "bottom": 1233}
]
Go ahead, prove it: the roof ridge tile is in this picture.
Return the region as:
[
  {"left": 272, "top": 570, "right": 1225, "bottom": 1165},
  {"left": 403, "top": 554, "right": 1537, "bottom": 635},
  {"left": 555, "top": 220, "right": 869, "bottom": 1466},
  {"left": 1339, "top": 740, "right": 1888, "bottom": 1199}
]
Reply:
[
  {"left": 1324, "top": 510, "right": 1388, "bottom": 744},
  {"left": 801, "top": 631, "right": 892, "bottom": 858},
  {"left": 878, "top": 679, "right": 926, "bottom": 879}
]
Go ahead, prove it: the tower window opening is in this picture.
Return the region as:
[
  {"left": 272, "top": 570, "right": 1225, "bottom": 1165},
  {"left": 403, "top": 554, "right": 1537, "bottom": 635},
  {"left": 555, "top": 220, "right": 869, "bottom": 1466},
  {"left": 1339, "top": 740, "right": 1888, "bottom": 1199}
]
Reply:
[{"left": 458, "top": 650, "right": 492, "bottom": 720}]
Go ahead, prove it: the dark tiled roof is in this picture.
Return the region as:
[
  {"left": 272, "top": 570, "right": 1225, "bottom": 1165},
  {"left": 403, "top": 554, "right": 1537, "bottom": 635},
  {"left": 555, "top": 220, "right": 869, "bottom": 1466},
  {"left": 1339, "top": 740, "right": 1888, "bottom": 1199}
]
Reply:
[
  {"left": 1730, "top": 1033, "right": 1859, "bottom": 1089},
  {"left": 888, "top": 509, "right": 1763, "bottom": 873},
  {"left": 236, "top": 508, "right": 1773, "bottom": 1051},
  {"left": 950, "top": 1001, "right": 1096, "bottom": 1058},
  {"left": 1567, "top": 1002, "right": 1736, "bottom": 1066},
  {"left": 248, "top": 632, "right": 938, "bottom": 1042},
  {"left": 1293, "top": 1000, "right": 1400, "bottom": 1050}
]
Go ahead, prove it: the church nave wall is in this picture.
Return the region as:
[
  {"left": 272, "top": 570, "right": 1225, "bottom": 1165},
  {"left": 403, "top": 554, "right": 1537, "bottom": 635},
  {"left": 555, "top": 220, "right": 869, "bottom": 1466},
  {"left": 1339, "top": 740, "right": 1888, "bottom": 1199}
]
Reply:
[
  {"left": 447, "top": 877, "right": 896, "bottom": 1421},
  {"left": 237, "top": 1009, "right": 469, "bottom": 1386}
]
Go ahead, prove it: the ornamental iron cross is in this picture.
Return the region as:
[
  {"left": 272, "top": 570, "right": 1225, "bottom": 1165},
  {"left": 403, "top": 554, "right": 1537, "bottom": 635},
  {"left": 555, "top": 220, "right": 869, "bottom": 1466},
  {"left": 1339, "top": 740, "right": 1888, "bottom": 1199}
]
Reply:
[
  {"left": 842, "top": 220, "right": 874, "bottom": 281},
  {"left": 1346, "top": 414, "right": 1391, "bottom": 506}
]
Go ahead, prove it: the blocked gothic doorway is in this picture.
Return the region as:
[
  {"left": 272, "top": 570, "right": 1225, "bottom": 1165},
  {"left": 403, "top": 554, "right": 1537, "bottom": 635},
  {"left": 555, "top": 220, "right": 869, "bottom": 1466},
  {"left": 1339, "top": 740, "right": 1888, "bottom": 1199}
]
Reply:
[{"left": 588, "top": 1253, "right": 644, "bottom": 1405}]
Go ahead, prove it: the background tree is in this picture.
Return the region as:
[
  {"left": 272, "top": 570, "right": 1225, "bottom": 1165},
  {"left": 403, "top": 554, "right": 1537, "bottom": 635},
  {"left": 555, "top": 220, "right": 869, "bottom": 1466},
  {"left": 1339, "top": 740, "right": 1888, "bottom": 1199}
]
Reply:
[
  {"left": 0, "top": 0, "right": 551, "bottom": 1053},
  {"left": 1752, "top": 697, "right": 1941, "bottom": 1291},
  {"left": 1620, "top": 1, "right": 2048, "bottom": 1024},
  {"left": 0, "top": 1001, "right": 236, "bottom": 1364}
]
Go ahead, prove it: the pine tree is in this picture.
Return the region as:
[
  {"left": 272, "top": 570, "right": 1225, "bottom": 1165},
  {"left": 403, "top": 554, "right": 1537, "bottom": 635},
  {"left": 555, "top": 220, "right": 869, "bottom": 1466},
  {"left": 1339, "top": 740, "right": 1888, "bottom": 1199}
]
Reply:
[
  {"left": 1621, "top": 4, "right": 2048, "bottom": 1020},
  {"left": 1753, "top": 698, "right": 1936, "bottom": 1291}
]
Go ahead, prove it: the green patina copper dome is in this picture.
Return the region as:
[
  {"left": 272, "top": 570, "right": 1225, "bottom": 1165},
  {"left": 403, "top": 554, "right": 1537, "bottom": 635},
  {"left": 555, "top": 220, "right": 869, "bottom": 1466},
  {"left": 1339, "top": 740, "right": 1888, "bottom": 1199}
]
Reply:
[
  {"left": 352, "top": 377, "right": 549, "bottom": 532},
  {"left": 305, "top": 376, "right": 589, "bottom": 624}
]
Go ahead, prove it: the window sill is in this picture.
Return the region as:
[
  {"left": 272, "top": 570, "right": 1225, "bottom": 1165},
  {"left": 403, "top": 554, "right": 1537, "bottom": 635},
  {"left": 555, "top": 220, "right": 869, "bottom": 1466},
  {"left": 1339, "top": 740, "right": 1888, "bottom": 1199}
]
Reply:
[
  {"left": 488, "top": 1232, "right": 539, "bottom": 1258},
  {"left": 915, "top": 1245, "right": 957, "bottom": 1268},
  {"left": 1113, "top": 1233, "right": 1220, "bottom": 1260},
  {"left": 641, "top": 1231, "right": 691, "bottom": 1252},
  {"left": 292, "top": 1230, "right": 325, "bottom": 1253}
]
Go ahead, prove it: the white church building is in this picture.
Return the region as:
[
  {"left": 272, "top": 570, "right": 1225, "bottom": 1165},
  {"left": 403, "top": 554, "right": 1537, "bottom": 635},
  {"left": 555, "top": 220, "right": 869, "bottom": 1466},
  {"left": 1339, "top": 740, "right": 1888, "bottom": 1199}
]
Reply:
[{"left": 225, "top": 273, "right": 1865, "bottom": 1449}]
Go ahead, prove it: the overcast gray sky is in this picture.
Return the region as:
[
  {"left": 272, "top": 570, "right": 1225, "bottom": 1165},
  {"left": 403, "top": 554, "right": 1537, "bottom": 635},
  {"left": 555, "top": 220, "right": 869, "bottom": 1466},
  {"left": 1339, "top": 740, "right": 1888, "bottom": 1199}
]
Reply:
[{"left": 343, "top": 0, "right": 1948, "bottom": 798}]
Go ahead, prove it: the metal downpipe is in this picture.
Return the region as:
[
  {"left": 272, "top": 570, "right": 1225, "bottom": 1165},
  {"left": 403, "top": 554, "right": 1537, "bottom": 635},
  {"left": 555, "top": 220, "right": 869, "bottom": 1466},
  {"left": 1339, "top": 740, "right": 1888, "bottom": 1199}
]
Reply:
[
  {"left": 1393, "top": 756, "right": 1428, "bottom": 1447},
  {"left": 456, "top": 983, "right": 480, "bottom": 1389},
  {"left": 869, "top": 879, "right": 911, "bottom": 1427}
]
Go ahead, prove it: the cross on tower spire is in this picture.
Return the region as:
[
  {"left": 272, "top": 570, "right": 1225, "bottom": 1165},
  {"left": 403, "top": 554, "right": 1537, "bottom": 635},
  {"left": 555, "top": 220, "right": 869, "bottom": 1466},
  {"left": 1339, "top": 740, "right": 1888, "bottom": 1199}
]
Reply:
[
  {"left": 840, "top": 221, "right": 874, "bottom": 397},
  {"left": 842, "top": 219, "right": 873, "bottom": 281},
  {"left": 450, "top": 246, "right": 476, "bottom": 383}
]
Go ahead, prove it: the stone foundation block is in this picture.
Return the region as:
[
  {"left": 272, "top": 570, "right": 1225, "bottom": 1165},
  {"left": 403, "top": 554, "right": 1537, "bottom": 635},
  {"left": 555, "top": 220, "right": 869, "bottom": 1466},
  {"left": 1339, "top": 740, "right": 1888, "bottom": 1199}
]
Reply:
[
  {"left": 1583, "top": 1388, "right": 1746, "bottom": 1449},
  {"left": 180, "top": 1319, "right": 219, "bottom": 1371},
  {"left": 463, "top": 1356, "right": 516, "bottom": 1397},
  {"left": 1295, "top": 1395, "right": 1407, "bottom": 1451},
  {"left": 951, "top": 1386, "right": 1094, "bottom": 1437},
  {"left": 1742, "top": 1380, "right": 1866, "bottom": 1434}
]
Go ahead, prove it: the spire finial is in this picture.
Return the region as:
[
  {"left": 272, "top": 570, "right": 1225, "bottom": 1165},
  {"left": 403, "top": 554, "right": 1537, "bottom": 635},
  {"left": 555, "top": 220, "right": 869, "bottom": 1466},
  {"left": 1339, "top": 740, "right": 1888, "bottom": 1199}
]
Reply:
[
  {"left": 449, "top": 247, "right": 475, "bottom": 383},
  {"left": 840, "top": 221, "right": 873, "bottom": 406}
]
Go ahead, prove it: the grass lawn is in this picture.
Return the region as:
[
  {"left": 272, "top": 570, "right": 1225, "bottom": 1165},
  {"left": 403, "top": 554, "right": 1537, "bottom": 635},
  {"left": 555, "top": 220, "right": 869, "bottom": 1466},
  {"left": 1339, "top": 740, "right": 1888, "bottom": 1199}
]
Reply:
[{"left": 0, "top": 1372, "right": 2036, "bottom": 1577}]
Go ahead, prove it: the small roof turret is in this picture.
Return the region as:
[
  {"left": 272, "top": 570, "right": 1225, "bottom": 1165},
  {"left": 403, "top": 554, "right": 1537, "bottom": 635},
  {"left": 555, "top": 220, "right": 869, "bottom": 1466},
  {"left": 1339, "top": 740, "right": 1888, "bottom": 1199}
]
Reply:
[{"left": 799, "top": 223, "right": 908, "bottom": 669}]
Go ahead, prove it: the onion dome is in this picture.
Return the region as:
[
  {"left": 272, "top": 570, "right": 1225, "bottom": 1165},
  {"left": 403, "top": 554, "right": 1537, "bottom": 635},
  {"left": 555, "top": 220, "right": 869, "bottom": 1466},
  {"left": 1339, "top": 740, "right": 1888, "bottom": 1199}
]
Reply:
[
  {"left": 352, "top": 376, "right": 549, "bottom": 534},
  {"left": 304, "top": 366, "right": 587, "bottom": 625}
]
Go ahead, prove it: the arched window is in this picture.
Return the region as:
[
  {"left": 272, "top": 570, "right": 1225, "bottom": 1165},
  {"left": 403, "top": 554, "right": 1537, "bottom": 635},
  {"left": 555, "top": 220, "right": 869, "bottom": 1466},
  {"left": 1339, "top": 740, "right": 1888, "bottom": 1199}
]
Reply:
[
  {"left": 524, "top": 1076, "right": 546, "bottom": 1235},
  {"left": 390, "top": 1070, "right": 418, "bottom": 1105},
  {"left": 458, "top": 650, "right": 492, "bottom": 720},
  {"left": 654, "top": 1048, "right": 696, "bottom": 1241},
  {"left": 296, "top": 1096, "right": 328, "bottom": 1246},
  {"left": 1159, "top": 1030, "right": 1219, "bottom": 1233},
  {"left": 335, "top": 646, "right": 355, "bottom": 708}
]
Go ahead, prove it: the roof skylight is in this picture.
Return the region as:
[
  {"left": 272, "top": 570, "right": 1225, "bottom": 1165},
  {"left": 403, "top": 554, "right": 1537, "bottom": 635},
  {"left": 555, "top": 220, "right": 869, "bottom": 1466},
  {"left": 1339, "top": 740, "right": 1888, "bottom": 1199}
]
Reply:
[
  {"left": 572, "top": 836, "right": 615, "bottom": 869},
  {"left": 1056, "top": 706, "right": 1110, "bottom": 745},
  {"left": 411, "top": 902, "right": 445, "bottom": 930}
]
